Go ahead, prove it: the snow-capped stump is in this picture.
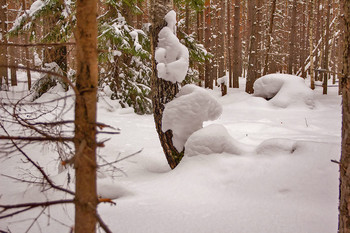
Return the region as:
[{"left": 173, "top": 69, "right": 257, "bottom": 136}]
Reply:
[
  {"left": 253, "top": 74, "right": 314, "bottom": 108},
  {"left": 162, "top": 84, "right": 223, "bottom": 152},
  {"left": 185, "top": 124, "right": 243, "bottom": 156},
  {"left": 256, "top": 138, "right": 297, "bottom": 155},
  {"left": 155, "top": 10, "right": 189, "bottom": 83}
]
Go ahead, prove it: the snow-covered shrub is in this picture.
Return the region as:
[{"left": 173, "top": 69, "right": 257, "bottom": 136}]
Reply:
[
  {"left": 98, "top": 7, "right": 152, "bottom": 114},
  {"left": 31, "top": 62, "right": 68, "bottom": 100},
  {"left": 185, "top": 124, "right": 243, "bottom": 156},
  {"left": 253, "top": 74, "right": 314, "bottom": 108},
  {"left": 162, "top": 84, "right": 222, "bottom": 151}
]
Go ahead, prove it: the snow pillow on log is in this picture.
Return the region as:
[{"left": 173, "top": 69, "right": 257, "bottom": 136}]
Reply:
[
  {"left": 185, "top": 124, "right": 243, "bottom": 156},
  {"left": 253, "top": 74, "right": 314, "bottom": 108},
  {"left": 162, "top": 84, "right": 222, "bottom": 152}
]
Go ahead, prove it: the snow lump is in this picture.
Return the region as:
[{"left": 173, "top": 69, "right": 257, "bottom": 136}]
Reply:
[
  {"left": 155, "top": 10, "right": 189, "bottom": 83},
  {"left": 253, "top": 73, "right": 314, "bottom": 108},
  {"left": 185, "top": 124, "right": 243, "bottom": 156},
  {"left": 162, "top": 84, "right": 223, "bottom": 152}
]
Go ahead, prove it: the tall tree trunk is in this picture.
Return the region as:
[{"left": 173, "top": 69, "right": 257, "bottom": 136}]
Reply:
[
  {"left": 74, "top": 0, "right": 99, "bottom": 232},
  {"left": 287, "top": 0, "right": 298, "bottom": 74},
  {"left": 232, "top": 0, "right": 241, "bottom": 88},
  {"left": 204, "top": 0, "right": 212, "bottom": 89},
  {"left": 197, "top": 11, "right": 204, "bottom": 86},
  {"left": 322, "top": 0, "right": 331, "bottom": 94},
  {"left": 0, "top": 0, "right": 8, "bottom": 89},
  {"left": 339, "top": 0, "right": 350, "bottom": 231},
  {"left": 263, "top": 0, "right": 276, "bottom": 76},
  {"left": 227, "top": 0, "right": 232, "bottom": 87},
  {"left": 245, "top": 0, "right": 257, "bottom": 94},
  {"left": 150, "top": 0, "right": 183, "bottom": 169},
  {"left": 217, "top": 0, "right": 225, "bottom": 78},
  {"left": 309, "top": 0, "right": 315, "bottom": 90}
]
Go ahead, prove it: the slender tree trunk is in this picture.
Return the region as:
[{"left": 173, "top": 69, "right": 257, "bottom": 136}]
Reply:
[
  {"left": 0, "top": 0, "right": 8, "bottom": 89},
  {"left": 197, "top": 11, "right": 204, "bottom": 86},
  {"left": 339, "top": 0, "right": 350, "bottom": 231},
  {"left": 246, "top": 0, "right": 257, "bottom": 94},
  {"left": 232, "top": 0, "right": 241, "bottom": 88},
  {"left": 227, "top": 0, "right": 232, "bottom": 87},
  {"left": 322, "top": 0, "right": 331, "bottom": 94},
  {"left": 204, "top": 0, "right": 212, "bottom": 89},
  {"left": 150, "top": 0, "right": 183, "bottom": 169},
  {"left": 263, "top": 0, "right": 276, "bottom": 76},
  {"left": 309, "top": 0, "right": 315, "bottom": 90},
  {"left": 287, "top": 0, "right": 298, "bottom": 74},
  {"left": 74, "top": 0, "right": 99, "bottom": 232}
]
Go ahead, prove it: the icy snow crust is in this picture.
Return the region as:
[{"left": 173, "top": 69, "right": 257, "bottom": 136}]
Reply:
[
  {"left": 155, "top": 11, "right": 189, "bottom": 83},
  {"left": 0, "top": 75, "right": 341, "bottom": 233},
  {"left": 253, "top": 73, "right": 315, "bottom": 108},
  {"left": 162, "top": 84, "right": 222, "bottom": 151}
]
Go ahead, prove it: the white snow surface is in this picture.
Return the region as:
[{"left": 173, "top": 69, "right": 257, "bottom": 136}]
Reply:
[
  {"left": 155, "top": 10, "right": 189, "bottom": 83},
  {"left": 0, "top": 75, "right": 341, "bottom": 233},
  {"left": 185, "top": 124, "right": 244, "bottom": 156},
  {"left": 162, "top": 84, "right": 223, "bottom": 151},
  {"left": 254, "top": 73, "right": 315, "bottom": 108}
]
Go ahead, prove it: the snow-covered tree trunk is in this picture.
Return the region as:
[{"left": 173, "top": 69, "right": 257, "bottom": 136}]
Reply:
[
  {"left": 339, "top": 0, "right": 350, "bottom": 231},
  {"left": 263, "top": 0, "right": 276, "bottom": 76},
  {"left": 150, "top": 0, "right": 184, "bottom": 169},
  {"left": 246, "top": 0, "right": 258, "bottom": 94},
  {"left": 74, "top": 0, "right": 99, "bottom": 231}
]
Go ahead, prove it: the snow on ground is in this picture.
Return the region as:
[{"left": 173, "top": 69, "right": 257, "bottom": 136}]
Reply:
[{"left": 0, "top": 74, "right": 341, "bottom": 233}]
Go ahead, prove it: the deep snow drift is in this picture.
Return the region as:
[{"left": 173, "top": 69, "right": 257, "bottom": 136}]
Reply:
[
  {"left": 254, "top": 73, "right": 315, "bottom": 108},
  {"left": 0, "top": 74, "right": 341, "bottom": 233}
]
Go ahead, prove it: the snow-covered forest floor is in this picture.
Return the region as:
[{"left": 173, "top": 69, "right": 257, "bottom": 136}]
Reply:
[{"left": 0, "top": 71, "right": 341, "bottom": 233}]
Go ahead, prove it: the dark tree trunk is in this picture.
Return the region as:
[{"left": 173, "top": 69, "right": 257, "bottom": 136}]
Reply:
[
  {"left": 0, "top": 0, "right": 8, "bottom": 89},
  {"left": 339, "top": 0, "right": 350, "bottom": 230},
  {"left": 150, "top": 0, "right": 184, "bottom": 169},
  {"left": 246, "top": 0, "right": 258, "bottom": 94},
  {"left": 74, "top": 0, "right": 99, "bottom": 232},
  {"left": 232, "top": 0, "right": 241, "bottom": 88},
  {"left": 322, "top": 0, "right": 331, "bottom": 94},
  {"left": 287, "top": 0, "right": 298, "bottom": 74}
]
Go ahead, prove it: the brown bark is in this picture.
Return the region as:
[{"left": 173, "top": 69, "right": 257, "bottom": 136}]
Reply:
[
  {"left": 339, "top": 0, "right": 350, "bottom": 231},
  {"left": 263, "top": 0, "right": 276, "bottom": 76},
  {"left": 217, "top": 0, "right": 225, "bottom": 78},
  {"left": 0, "top": 0, "right": 8, "bottom": 89},
  {"left": 309, "top": 0, "right": 315, "bottom": 90},
  {"left": 150, "top": 0, "right": 184, "bottom": 169},
  {"left": 227, "top": 0, "right": 232, "bottom": 87},
  {"left": 232, "top": 0, "right": 241, "bottom": 88},
  {"left": 74, "top": 0, "right": 99, "bottom": 232},
  {"left": 204, "top": 0, "right": 213, "bottom": 89},
  {"left": 245, "top": 0, "right": 258, "bottom": 94},
  {"left": 322, "top": 0, "right": 331, "bottom": 94},
  {"left": 287, "top": 0, "right": 298, "bottom": 74}
]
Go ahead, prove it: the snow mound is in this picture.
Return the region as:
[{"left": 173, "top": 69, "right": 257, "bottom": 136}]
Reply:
[
  {"left": 253, "top": 74, "right": 314, "bottom": 108},
  {"left": 98, "top": 179, "right": 132, "bottom": 199},
  {"left": 256, "top": 138, "right": 297, "bottom": 155},
  {"left": 155, "top": 10, "right": 189, "bottom": 83},
  {"left": 162, "top": 84, "right": 223, "bottom": 152},
  {"left": 185, "top": 124, "right": 243, "bottom": 156}
]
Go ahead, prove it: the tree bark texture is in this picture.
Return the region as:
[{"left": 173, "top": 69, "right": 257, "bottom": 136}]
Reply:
[
  {"left": 339, "top": 0, "right": 350, "bottom": 231},
  {"left": 0, "top": 0, "right": 8, "bottom": 88},
  {"left": 150, "top": 0, "right": 184, "bottom": 169},
  {"left": 322, "top": 0, "right": 331, "bottom": 95},
  {"left": 309, "top": 0, "right": 315, "bottom": 90},
  {"left": 287, "top": 0, "right": 298, "bottom": 74},
  {"left": 232, "top": 0, "right": 241, "bottom": 88},
  {"left": 74, "top": 0, "right": 99, "bottom": 232},
  {"left": 263, "top": 0, "right": 276, "bottom": 76},
  {"left": 246, "top": 0, "right": 258, "bottom": 94}
]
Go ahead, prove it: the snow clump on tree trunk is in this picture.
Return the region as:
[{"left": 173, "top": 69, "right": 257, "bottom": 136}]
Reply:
[
  {"left": 253, "top": 73, "right": 314, "bottom": 108},
  {"left": 162, "top": 84, "right": 223, "bottom": 152},
  {"left": 155, "top": 10, "right": 189, "bottom": 83}
]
